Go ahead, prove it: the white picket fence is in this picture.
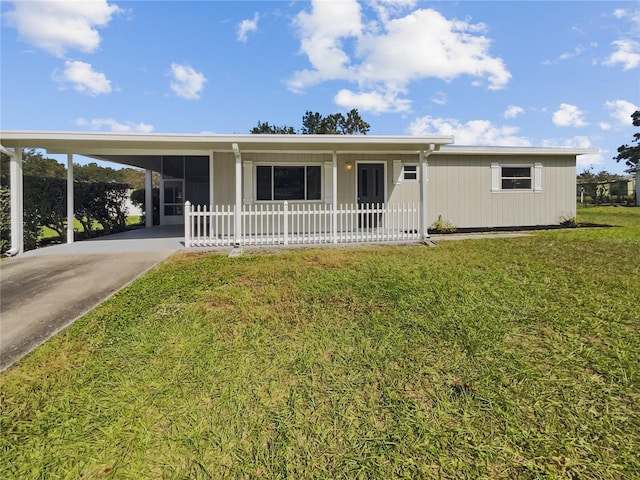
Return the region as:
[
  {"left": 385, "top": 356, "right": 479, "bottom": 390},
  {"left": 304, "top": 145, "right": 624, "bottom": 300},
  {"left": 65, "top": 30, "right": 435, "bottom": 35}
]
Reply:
[{"left": 184, "top": 201, "right": 420, "bottom": 247}]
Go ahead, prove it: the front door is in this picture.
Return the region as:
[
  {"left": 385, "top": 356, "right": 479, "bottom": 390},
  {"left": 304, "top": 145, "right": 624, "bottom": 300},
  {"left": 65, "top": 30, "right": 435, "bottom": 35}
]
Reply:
[{"left": 357, "top": 163, "right": 385, "bottom": 227}]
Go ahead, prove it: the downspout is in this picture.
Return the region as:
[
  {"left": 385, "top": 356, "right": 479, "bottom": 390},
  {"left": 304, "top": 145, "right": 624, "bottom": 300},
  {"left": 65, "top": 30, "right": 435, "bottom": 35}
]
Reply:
[
  {"left": 419, "top": 144, "right": 437, "bottom": 242},
  {"left": 1, "top": 144, "right": 23, "bottom": 256}
]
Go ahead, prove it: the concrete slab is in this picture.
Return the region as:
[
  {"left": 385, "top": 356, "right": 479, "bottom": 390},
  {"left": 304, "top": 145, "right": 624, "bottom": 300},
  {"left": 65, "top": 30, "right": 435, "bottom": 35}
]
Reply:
[
  {"left": 1, "top": 227, "right": 182, "bottom": 371},
  {"left": 20, "top": 225, "right": 184, "bottom": 256}
]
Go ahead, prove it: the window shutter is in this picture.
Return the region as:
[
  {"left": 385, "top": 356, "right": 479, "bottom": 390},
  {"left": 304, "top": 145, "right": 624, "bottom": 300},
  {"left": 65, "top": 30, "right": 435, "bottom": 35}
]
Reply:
[
  {"left": 491, "top": 162, "right": 500, "bottom": 192},
  {"left": 393, "top": 160, "right": 403, "bottom": 185},
  {"left": 324, "top": 161, "right": 333, "bottom": 204},
  {"left": 243, "top": 160, "right": 253, "bottom": 204},
  {"left": 534, "top": 162, "right": 543, "bottom": 192}
]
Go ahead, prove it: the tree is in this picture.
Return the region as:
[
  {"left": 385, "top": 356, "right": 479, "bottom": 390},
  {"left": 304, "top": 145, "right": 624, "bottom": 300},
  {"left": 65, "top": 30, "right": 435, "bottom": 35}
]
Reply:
[
  {"left": 130, "top": 187, "right": 160, "bottom": 225},
  {"left": 342, "top": 108, "right": 370, "bottom": 135},
  {"left": 1, "top": 149, "right": 66, "bottom": 186},
  {"left": 250, "top": 121, "right": 296, "bottom": 135},
  {"left": 117, "top": 168, "right": 146, "bottom": 190},
  {"left": 24, "top": 175, "right": 67, "bottom": 242},
  {"left": 0, "top": 186, "right": 10, "bottom": 253},
  {"left": 301, "top": 111, "right": 323, "bottom": 134},
  {"left": 302, "top": 109, "right": 370, "bottom": 135},
  {"left": 613, "top": 110, "right": 640, "bottom": 168},
  {"left": 252, "top": 109, "right": 371, "bottom": 135},
  {"left": 74, "top": 181, "right": 130, "bottom": 235}
]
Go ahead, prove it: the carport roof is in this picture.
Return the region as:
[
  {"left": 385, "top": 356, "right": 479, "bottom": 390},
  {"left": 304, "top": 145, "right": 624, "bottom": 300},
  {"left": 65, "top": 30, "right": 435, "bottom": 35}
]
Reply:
[{"left": 0, "top": 131, "right": 455, "bottom": 155}]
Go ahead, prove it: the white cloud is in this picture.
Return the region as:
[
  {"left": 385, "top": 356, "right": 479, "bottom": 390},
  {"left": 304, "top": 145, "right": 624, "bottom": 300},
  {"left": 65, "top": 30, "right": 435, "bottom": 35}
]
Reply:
[
  {"left": 613, "top": 9, "right": 627, "bottom": 20},
  {"left": 605, "top": 8, "right": 640, "bottom": 70},
  {"left": 76, "top": 117, "right": 154, "bottom": 133},
  {"left": 237, "top": 12, "right": 259, "bottom": 42},
  {"left": 408, "top": 116, "right": 531, "bottom": 146},
  {"left": 169, "top": 63, "right": 207, "bottom": 100},
  {"left": 334, "top": 88, "right": 411, "bottom": 113},
  {"left": 552, "top": 103, "right": 588, "bottom": 127},
  {"left": 604, "top": 99, "right": 639, "bottom": 127},
  {"left": 290, "top": 0, "right": 363, "bottom": 91},
  {"left": 289, "top": 1, "right": 511, "bottom": 113},
  {"left": 543, "top": 136, "right": 601, "bottom": 169},
  {"left": 4, "top": 0, "right": 121, "bottom": 57},
  {"left": 604, "top": 39, "right": 640, "bottom": 70},
  {"left": 431, "top": 91, "right": 447, "bottom": 105},
  {"left": 599, "top": 122, "right": 612, "bottom": 131},
  {"left": 504, "top": 105, "right": 524, "bottom": 119},
  {"left": 369, "top": 0, "right": 417, "bottom": 24},
  {"left": 612, "top": 8, "right": 640, "bottom": 27},
  {"left": 543, "top": 45, "right": 585, "bottom": 65},
  {"left": 55, "top": 60, "right": 111, "bottom": 95}
]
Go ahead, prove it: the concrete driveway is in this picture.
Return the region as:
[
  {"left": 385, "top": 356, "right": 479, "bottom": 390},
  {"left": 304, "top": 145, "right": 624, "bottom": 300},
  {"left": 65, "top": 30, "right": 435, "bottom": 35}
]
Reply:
[{"left": 0, "top": 226, "right": 183, "bottom": 371}]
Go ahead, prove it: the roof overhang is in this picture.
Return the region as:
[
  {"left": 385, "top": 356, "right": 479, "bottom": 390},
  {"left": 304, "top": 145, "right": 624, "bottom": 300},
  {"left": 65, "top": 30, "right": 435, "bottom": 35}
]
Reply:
[
  {"left": 436, "top": 145, "right": 599, "bottom": 156},
  {"left": 0, "top": 131, "right": 455, "bottom": 156},
  {"left": 0, "top": 131, "right": 598, "bottom": 170}
]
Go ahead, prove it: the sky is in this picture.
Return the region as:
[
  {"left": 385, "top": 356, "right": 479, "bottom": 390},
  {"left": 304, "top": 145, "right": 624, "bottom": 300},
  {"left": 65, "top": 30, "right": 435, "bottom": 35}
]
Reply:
[{"left": 1, "top": 0, "right": 639, "bottom": 174}]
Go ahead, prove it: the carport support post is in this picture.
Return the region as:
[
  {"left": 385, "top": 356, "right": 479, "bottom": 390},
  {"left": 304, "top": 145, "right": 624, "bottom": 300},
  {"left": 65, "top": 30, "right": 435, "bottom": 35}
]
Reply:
[
  {"left": 9, "top": 147, "right": 24, "bottom": 255},
  {"left": 67, "top": 154, "right": 74, "bottom": 243},
  {"left": 145, "top": 169, "right": 153, "bottom": 228}
]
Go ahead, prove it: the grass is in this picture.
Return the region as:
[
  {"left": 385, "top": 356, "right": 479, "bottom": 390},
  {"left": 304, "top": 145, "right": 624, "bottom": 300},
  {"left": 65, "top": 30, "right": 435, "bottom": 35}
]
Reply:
[
  {"left": 2, "top": 207, "right": 639, "bottom": 478},
  {"left": 39, "top": 216, "right": 143, "bottom": 241}
]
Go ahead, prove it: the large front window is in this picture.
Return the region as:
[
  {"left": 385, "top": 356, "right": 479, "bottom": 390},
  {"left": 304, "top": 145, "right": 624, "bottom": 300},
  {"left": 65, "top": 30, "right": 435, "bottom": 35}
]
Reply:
[{"left": 256, "top": 165, "right": 322, "bottom": 201}]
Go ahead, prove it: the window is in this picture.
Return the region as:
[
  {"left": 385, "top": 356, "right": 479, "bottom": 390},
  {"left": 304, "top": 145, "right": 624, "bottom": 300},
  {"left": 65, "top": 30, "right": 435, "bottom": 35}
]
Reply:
[
  {"left": 256, "top": 165, "right": 322, "bottom": 201},
  {"left": 501, "top": 166, "right": 532, "bottom": 190},
  {"left": 403, "top": 165, "right": 418, "bottom": 181}
]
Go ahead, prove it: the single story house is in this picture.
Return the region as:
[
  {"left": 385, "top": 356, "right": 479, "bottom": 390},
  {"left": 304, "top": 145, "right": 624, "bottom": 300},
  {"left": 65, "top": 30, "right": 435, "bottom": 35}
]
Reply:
[
  {"left": 576, "top": 175, "right": 637, "bottom": 205},
  {"left": 1, "top": 131, "right": 596, "bottom": 254}
]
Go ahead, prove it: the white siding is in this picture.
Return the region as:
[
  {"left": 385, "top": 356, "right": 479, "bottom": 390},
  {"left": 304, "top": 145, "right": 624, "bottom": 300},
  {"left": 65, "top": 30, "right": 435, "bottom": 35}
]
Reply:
[
  {"left": 428, "top": 155, "right": 576, "bottom": 228},
  {"left": 209, "top": 152, "right": 577, "bottom": 229}
]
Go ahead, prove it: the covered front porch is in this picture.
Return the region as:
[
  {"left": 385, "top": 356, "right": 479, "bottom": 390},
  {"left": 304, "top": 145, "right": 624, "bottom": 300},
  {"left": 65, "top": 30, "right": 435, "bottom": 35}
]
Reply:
[{"left": 1, "top": 132, "right": 454, "bottom": 255}]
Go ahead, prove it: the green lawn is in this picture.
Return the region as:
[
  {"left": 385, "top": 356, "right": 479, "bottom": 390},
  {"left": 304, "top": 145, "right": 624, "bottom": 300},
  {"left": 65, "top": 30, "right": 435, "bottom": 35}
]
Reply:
[
  {"left": 2, "top": 207, "right": 639, "bottom": 478},
  {"left": 39, "top": 216, "right": 142, "bottom": 240}
]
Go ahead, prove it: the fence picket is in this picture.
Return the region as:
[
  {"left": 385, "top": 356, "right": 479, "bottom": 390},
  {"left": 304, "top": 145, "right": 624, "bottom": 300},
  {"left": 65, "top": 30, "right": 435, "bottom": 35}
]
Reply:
[{"left": 183, "top": 202, "right": 420, "bottom": 247}]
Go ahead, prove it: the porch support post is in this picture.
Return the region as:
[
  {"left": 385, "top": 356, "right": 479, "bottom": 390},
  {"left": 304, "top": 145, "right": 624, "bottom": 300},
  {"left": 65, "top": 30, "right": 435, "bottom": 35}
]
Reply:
[
  {"left": 419, "top": 145, "right": 434, "bottom": 241},
  {"left": 233, "top": 143, "right": 242, "bottom": 246},
  {"left": 209, "top": 151, "right": 214, "bottom": 207},
  {"left": 8, "top": 146, "right": 23, "bottom": 255},
  {"left": 332, "top": 151, "right": 338, "bottom": 243},
  {"left": 145, "top": 169, "right": 153, "bottom": 228},
  {"left": 66, "top": 153, "right": 74, "bottom": 243}
]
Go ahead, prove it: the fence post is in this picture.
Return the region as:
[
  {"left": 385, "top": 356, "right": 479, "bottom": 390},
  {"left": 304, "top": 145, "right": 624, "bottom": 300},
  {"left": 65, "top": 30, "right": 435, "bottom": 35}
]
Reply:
[
  {"left": 184, "top": 201, "right": 191, "bottom": 247},
  {"left": 234, "top": 204, "right": 240, "bottom": 247},
  {"left": 283, "top": 201, "right": 289, "bottom": 245}
]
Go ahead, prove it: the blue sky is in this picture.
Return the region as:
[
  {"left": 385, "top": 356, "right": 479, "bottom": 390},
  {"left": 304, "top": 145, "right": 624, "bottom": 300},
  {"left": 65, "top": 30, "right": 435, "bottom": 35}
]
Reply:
[{"left": 1, "top": 0, "right": 639, "bottom": 174}]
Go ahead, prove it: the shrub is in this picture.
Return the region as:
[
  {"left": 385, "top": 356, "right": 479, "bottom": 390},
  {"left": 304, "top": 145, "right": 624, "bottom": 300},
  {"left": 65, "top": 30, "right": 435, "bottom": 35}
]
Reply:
[
  {"left": 0, "top": 186, "right": 9, "bottom": 254},
  {"left": 130, "top": 187, "right": 160, "bottom": 226},
  {"left": 430, "top": 215, "right": 457, "bottom": 233}
]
